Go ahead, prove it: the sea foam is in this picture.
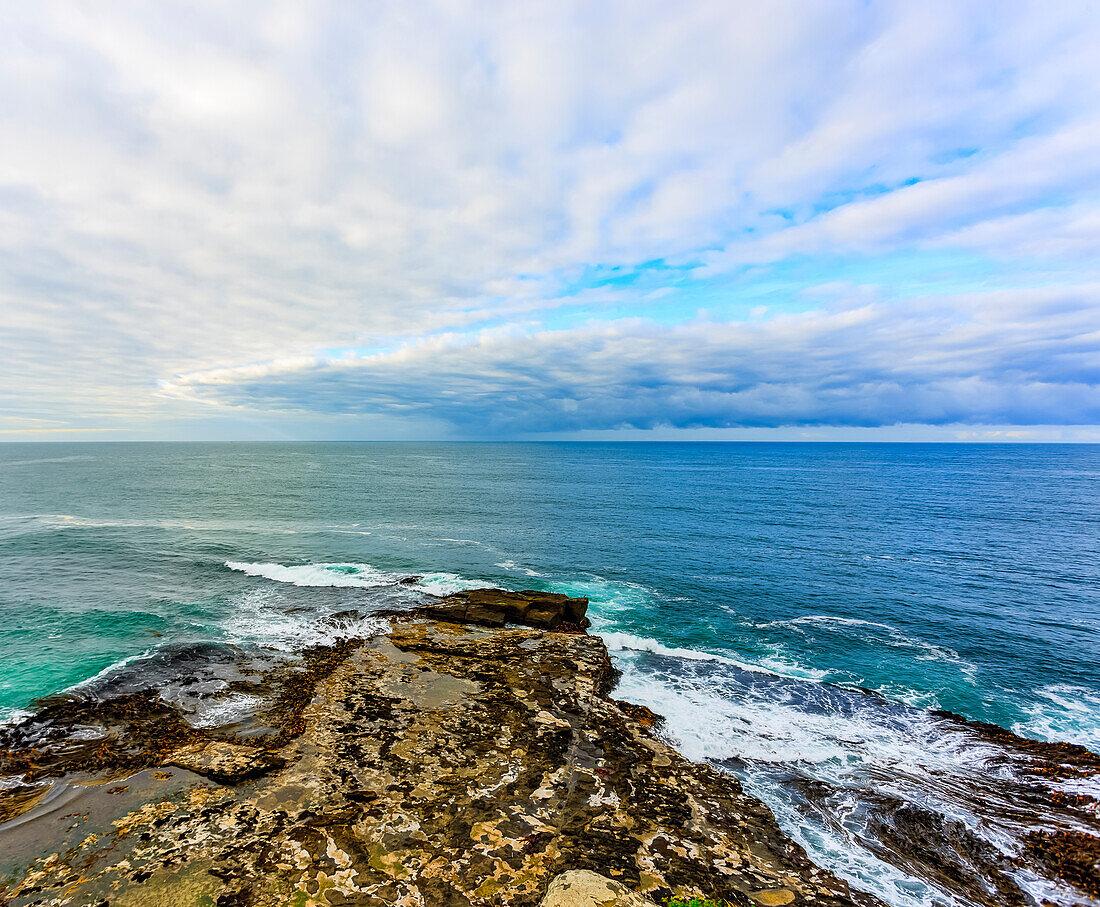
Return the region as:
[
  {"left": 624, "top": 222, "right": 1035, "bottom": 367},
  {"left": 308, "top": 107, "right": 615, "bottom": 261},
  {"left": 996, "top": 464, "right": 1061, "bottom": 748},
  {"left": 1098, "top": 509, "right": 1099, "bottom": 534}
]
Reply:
[
  {"left": 224, "top": 560, "right": 482, "bottom": 597},
  {"left": 225, "top": 561, "right": 394, "bottom": 588},
  {"left": 609, "top": 643, "right": 1090, "bottom": 907}
]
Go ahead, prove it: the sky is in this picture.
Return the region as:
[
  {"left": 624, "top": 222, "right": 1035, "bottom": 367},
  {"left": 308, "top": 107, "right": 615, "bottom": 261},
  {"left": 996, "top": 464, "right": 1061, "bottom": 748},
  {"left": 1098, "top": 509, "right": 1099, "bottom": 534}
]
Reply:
[{"left": 2, "top": 0, "right": 1099, "bottom": 441}]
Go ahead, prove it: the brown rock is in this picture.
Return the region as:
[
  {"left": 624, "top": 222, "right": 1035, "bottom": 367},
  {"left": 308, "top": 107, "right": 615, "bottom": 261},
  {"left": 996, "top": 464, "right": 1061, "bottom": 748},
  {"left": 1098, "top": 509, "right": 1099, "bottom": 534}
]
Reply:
[
  {"left": 539, "top": 870, "right": 657, "bottom": 906},
  {"left": 421, "top": 588, "right": 589, "bottom": 629},
  {"left": 167, "top": 741, "right": 285, "bottom": 783}
]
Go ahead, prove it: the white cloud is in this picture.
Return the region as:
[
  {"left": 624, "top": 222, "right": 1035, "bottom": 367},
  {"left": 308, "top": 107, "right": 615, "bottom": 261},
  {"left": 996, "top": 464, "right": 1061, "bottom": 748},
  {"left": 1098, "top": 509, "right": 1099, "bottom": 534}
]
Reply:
[{"left": 0, "top": 1, "right": 1098, "bottom": 435}]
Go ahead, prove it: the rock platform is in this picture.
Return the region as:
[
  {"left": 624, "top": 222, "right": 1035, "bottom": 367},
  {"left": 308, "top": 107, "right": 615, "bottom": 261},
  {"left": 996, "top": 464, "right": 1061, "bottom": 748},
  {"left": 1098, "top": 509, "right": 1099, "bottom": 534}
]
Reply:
[{"left": 0, "top": 590, "right": 880, "bottom": 907}]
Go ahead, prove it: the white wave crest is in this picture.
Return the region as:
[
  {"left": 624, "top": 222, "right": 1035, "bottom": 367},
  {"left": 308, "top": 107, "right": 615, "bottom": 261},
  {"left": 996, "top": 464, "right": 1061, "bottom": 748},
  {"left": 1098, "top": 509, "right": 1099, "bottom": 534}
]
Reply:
[
  {"left": 67, "top": 649, "right": 155, "bottom": 693},
  {"left": 224, "top": 560, "right": 483, "bottom": 598},
  {"left": 603, "top": 631, "right": 830, "bottom": 683},
  {"left": 415, "top": 572, "right": 483, "bottom": 595},
  {"left": 0, "top": 707, "right": 33, "bottom": 728},
  {"left": 185, "top": 693, "right": 266, "bottom": 728},
  {"left": 226, "top": 561, "right": 395, "bottom": 587},
  {"left": 1013, "top": 684, "right": 1100, "bottom": 751}
]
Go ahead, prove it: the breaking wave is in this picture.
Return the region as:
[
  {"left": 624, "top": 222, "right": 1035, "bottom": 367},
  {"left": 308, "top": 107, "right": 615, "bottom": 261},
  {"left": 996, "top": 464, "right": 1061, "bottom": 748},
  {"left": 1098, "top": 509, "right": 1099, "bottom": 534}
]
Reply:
[
  {"left": 224, "top": 560, "right": 482, "bottom": 597},
  {"left": 1014, "top": 684, "right": 1100, "bottom": 751},
  {"left": 225, "top": 561, "right": 394, "bottom": 587},
  {"left": 610, "top": 638, "right": 1098, "bottom": 907}
]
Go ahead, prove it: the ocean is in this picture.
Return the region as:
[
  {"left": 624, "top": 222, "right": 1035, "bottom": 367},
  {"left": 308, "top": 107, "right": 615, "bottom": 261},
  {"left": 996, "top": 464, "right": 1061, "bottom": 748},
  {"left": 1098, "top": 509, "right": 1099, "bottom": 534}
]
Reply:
[{"left": 1, "top": 441, "right": 1097, "bottom": 906}]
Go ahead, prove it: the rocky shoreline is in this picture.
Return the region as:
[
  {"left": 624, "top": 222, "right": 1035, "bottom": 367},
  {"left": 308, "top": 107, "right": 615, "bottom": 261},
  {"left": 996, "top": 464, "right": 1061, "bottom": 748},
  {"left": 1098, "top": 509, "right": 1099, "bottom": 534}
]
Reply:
[{"left": 0, "top": 589, "right": 1096, "bottom": 907}]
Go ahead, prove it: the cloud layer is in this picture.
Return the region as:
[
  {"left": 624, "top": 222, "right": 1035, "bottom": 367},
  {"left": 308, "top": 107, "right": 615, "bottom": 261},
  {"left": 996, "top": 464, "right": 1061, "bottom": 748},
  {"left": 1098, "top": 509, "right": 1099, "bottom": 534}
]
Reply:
[
  {"left": 164, "top": 285, "right": 1100, "bottom": 433},
  {"left": 1, "top": 1, "right": 1098, "bottom": 437}
]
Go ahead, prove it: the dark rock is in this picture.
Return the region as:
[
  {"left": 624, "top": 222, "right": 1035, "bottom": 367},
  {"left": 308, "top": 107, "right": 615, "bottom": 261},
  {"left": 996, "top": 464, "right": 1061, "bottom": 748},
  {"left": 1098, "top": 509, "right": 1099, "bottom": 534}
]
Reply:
[
  {"left": 612, "top": 700, "right": 663, "bottom": 730},
  {"left": 0, "top": 691, "right": 206, "bottom": 783},
  {"left": 419, "top": 588, "right": 589, "bottom": 629},
  {"left": 398, "top": 575, "right": 422, "bottom": 585},
  {"left": 930, "top": 708, "right": 1100, "bottom": 779}
]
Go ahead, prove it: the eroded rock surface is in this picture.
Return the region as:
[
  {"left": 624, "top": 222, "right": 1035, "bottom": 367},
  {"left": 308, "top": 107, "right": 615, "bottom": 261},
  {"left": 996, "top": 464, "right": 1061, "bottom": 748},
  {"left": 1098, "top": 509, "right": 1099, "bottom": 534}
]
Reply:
[
  {"left": 539, "top": 870, "right": 658, "bottom": 906},
  {"left": 167, "top": 741, "right": 286, "bottom": 783},
  {"left": 0, "top": 596, "right": 876, "bottom": 907}
]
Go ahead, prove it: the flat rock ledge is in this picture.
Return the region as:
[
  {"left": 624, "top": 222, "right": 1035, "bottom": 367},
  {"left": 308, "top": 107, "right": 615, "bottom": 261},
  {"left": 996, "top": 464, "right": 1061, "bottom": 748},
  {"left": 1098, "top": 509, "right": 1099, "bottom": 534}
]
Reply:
[{"left": 0, "top": 589, "right": 879, "bottom": 907}]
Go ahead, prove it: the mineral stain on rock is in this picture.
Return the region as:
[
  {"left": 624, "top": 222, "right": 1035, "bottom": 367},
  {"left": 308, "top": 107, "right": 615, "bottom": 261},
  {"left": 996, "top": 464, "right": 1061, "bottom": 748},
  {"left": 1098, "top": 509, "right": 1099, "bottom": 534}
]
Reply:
[{"left": 0, "top": 588, "right": 1095, "bottom": 907}]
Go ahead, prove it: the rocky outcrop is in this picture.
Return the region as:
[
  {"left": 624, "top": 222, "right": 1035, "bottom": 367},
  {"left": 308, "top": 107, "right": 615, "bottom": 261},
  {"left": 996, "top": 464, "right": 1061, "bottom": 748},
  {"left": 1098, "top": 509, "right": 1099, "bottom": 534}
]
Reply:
[
  {"left": 418, "top": 587, "right": 591, "bottom": 629},
  {"left": 0, "top": 589, "right": 877, "bottom": 907}
]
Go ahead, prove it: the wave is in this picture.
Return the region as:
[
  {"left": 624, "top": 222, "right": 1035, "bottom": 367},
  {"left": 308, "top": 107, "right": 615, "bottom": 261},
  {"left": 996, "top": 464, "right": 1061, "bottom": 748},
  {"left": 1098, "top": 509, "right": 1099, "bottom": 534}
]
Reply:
[
  {"left": 0, "top": 455, "right": 96, "bottom": 468},
  {"left": 184, "top": 692, "right": 266, "bottom": 729},
  {"left": 494, "top": 560, "right": 548, "bottom": 577},
  {"left": 224, "top": 559, "right": 484, "bottom": 598},
  {"left": 610, "top": 639, "right": 1097, "bottom": 907},
  {"left": 602, "top": 631, "right": 830, "bottom": 683},
  {"left": 548, "top": 576, "right": 671, "bottom": 616},
  {"left": 226, "top": 560, "right": 395, "bottom": 588},
  {"left": 12, "top": 514, "right": 300, "bottom": 535},
  {"left": 615, "top": 657, "right": 986, "bottom": 771},
  {"left": 416, "top": 572, "right": 484, "bottom": 595},
  {"left": 67, "top": 649, "right": 156, "bottom": 694},
  {"left": 1014, "top": 684, "right": 1100, "bottom": 751},
  {"left": 0, "top": 707, "right": 33, "bottom": 729},
  {"left": 217, "top": 586, "right": 391, "bottom": 653},
  {"left": 752, "top": 613, "right": 978, "bottom": 680}
]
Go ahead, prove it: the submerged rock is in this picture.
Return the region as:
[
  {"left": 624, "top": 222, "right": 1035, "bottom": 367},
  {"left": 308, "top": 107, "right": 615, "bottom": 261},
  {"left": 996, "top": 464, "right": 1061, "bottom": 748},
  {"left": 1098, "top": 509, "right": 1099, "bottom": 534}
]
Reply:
[{"left": 1023, "top": 829, "right": 1100, "bottom": 900}]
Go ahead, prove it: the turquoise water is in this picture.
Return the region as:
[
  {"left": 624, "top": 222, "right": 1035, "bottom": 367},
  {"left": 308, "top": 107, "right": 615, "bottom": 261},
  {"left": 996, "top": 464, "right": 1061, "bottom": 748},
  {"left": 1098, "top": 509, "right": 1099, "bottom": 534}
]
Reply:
[{"left": 1, "top": 442, "right": 1098, "bottom": 906}]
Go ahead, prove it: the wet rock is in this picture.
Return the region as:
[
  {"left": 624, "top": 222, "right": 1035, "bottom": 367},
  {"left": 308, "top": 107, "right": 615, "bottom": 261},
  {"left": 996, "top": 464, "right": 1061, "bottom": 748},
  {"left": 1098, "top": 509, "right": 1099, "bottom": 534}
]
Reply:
[
  {"left": 398, "top": 575, "right": 422, "bottom": 585},
  {"left": 1023, "top": 829, "right": 1100, "bottom": 899},
  {"left": 539, "top": 870, "right": 657, "bottom": 906},
  {"left": 0, "top": 691, "right": 205, "bottom": 783},
  {"left": 613, "top": 699, "right": 663, "bottom": 730},
  {"left": 931, "top": 708, "right": 1100, "bottom": 780},
  {"left": 420, "top": 587, "right": 590, "bottom": 629},
  {"left": 167, "top": 741, "right": 285, "bottom": 783},
  {"left": 860, "top": 796, "right": 1029, "bottom": 907}
]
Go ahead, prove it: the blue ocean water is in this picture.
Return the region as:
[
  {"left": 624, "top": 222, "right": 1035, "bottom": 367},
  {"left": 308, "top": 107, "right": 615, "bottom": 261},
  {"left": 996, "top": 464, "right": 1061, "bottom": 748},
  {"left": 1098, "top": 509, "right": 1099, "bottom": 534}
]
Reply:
[{"left": 1, "top": 442, "right": 1098, "bottom": 906}]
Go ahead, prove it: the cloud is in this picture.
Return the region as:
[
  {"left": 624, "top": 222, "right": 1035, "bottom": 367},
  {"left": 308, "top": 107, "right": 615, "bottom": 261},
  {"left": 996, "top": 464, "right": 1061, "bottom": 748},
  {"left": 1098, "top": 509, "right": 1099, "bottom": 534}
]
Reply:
[
  {"left": 703, "top": 119, "right": 1100, "bottom": 269},
  {"left": 1, "top": 1, "right": 1099, "bottom": 436},
  {"left": 163, "top": 285, "right": 1100, "bottom": 433}
]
